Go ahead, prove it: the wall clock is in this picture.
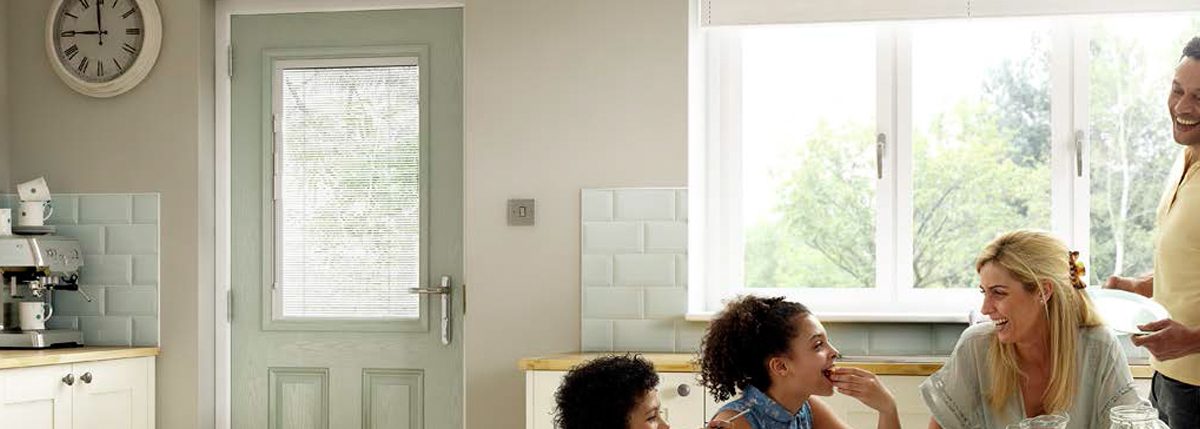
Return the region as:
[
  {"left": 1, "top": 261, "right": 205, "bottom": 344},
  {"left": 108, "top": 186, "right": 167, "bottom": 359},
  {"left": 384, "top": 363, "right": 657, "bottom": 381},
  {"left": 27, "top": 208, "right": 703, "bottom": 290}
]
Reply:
[{"left": 45, "top": 0, "right": 162, "bottom": 98}]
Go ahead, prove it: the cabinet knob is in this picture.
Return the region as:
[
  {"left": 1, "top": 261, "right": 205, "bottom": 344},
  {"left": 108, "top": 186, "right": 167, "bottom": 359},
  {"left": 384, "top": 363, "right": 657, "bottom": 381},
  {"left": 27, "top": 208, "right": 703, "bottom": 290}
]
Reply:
[
  {"left": 676, "top": 383, "right": 690, "bottom": 397},
  {"left": 62, "top": 373, "right": 75, "bottom": 386},
  {"left": 80, "top": 372, "right": 93, "bottom": 384}
]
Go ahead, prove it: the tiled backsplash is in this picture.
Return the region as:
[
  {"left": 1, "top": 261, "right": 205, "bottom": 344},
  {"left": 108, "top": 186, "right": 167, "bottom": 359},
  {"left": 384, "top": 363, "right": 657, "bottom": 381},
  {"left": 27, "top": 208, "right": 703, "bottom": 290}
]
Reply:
[
  {"left": 581, "top": 188, "right": 698, "bottom": 352},
  {"left": 580, "top": 188, "right": 1150, "bottom": 361},
  {"left": 3, "top": 193, "right": 159, "bottom": 346}
]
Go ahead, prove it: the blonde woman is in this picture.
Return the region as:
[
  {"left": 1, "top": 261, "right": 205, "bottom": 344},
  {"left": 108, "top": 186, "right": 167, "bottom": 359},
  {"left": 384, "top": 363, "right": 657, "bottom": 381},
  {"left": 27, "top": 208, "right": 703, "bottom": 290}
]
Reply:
[{"left": 920, "top": 230, "right": 1141, "bottom": 429}]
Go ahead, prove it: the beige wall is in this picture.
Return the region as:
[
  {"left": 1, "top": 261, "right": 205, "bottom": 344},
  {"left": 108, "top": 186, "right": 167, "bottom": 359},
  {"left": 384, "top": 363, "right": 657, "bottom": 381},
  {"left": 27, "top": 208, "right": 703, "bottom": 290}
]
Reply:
[
  {"left": 463, "top": 0, "right": 689, "bottom": 427},
  {"left": 6, "top": 0, "right": 215, "bottom": 428},
  {"left": 0, "top": 0, "right": 8, "bottom": 192}
]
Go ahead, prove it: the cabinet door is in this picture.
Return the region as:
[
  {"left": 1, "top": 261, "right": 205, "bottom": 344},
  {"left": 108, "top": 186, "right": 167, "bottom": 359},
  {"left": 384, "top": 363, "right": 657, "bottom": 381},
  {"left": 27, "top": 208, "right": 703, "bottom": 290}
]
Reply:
[
  {"left": 72, "top": 357, "right": 151, "bottom": 429},
  {"left": 527, "top": 371, "right": 565, "bottom": 429},
  {"left": 658, "top": 373, "right": 705, "bottom": 428},
  {"left": 817, "top": 375, "right": 930, "bottom": 428},
  {"left": 526, "top": 370, "right": 707, "bottom": 429},
  {"left": 0, "top": 363, "right": 73, "bottom": 429}
]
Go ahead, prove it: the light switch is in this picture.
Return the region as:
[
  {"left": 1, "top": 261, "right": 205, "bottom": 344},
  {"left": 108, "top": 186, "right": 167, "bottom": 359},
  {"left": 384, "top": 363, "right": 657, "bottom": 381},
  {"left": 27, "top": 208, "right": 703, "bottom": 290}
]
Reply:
[{"left": 508, "top": 199, "right": 535, "bottom": 226}]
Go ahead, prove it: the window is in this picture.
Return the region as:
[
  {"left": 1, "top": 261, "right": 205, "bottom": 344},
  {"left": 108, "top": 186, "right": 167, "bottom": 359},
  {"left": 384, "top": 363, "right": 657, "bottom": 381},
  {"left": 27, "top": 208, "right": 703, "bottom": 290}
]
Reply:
[
  {"left": 273, "top": 57, "right": 422, "bottom": 321},
  {"left": 694, "top": 14, "right": 1196, "bottom": 319}
]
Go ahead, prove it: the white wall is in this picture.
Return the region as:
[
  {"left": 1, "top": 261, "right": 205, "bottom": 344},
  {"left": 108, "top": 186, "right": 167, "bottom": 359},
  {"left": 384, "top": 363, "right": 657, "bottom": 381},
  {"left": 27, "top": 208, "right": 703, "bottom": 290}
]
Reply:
[
  {"left": 6, "top": 0, "right": 215, "bottom": 428},
  {"left": 463, "top": 0, "right": 689, "bottom": 427}
]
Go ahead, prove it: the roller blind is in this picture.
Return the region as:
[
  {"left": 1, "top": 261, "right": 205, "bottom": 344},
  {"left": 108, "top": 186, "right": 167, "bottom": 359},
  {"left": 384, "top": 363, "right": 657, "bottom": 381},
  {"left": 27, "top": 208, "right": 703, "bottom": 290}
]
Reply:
[
  {"left": 701, "top": 0, "right": 1200, "bottom": 26},
  {"left": 277, "top": 64, "right": 421, "bottom": 320}
]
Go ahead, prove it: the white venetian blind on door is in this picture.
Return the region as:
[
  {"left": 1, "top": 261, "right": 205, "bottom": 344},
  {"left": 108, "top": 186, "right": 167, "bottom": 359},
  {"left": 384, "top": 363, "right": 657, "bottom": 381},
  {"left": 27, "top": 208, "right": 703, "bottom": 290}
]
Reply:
[{"left": 277, "top": 61, "right": 421, "bottom": 319}]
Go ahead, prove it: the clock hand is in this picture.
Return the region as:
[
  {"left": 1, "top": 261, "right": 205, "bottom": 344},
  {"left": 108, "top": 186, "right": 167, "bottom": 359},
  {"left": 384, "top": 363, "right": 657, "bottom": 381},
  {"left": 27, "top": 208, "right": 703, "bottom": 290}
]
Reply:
[
  {"left": 96, "top": 0, "right": 104, "bottom": 45},
  {"left": 74, "top": 30, "right": 109, "bottom": 35}
]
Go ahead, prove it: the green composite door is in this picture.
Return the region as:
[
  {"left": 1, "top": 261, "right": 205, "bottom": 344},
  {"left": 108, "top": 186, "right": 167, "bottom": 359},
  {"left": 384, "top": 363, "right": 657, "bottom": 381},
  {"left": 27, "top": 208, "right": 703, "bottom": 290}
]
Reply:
[{"left": 230, "top": 9, "right": 462, "bottom": 429}]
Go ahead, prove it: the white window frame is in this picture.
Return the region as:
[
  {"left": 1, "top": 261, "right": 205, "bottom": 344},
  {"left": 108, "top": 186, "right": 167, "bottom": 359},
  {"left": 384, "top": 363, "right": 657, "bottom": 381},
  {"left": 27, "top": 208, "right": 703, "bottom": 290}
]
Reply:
[{"left": 690, "top": 18, "right": 1099, "bottom": 321}]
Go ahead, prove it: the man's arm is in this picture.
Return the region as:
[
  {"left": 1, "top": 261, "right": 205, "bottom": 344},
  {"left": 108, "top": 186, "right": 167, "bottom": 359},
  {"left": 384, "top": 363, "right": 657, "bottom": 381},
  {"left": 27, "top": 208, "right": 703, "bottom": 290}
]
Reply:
[{"left": 1105, "top": 274, "right": 1154, "bottom": 298}]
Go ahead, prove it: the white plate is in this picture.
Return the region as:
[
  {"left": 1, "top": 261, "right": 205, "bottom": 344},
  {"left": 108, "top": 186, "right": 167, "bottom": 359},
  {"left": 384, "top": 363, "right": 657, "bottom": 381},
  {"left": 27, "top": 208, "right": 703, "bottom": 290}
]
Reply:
[{"left": 1085, "top": 288, "right": 1170, "bottom": 336}]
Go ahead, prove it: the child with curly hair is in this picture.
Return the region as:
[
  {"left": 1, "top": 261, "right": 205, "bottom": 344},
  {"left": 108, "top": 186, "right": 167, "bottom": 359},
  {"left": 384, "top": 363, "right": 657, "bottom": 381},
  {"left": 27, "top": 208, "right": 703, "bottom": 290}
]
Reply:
[
  {"left": 700, "top": 296, "right": 900, "bottom": 429},
  {"left": 554, "top": 354, "right": 670, "bottom": 429}
]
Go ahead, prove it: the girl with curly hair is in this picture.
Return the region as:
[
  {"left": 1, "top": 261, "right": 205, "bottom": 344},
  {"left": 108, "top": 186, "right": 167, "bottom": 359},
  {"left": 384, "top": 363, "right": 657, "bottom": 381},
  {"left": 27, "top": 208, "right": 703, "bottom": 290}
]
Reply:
[
  {"left": 554, "top": 354, "right": 670, "bottom": 429},
  {"left": 700, "top": 296, "right": 900, "bottom": 429}
]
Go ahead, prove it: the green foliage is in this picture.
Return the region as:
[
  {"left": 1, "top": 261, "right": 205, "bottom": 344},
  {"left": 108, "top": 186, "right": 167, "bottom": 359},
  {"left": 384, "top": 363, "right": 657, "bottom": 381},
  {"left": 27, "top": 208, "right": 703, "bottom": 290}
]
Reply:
[{"left": 745, "top": 24, "right": 1192, "bottom": 289}]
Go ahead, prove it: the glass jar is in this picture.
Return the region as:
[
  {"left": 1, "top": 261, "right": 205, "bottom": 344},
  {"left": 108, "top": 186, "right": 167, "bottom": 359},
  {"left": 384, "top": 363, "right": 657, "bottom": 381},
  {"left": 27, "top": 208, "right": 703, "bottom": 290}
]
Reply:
[
  {"left": 1109, "top": 404, "right": 1169, "bottom": 429},
  {"left": 1006, "top": 413, "right": 1070, "bottom": 429}
]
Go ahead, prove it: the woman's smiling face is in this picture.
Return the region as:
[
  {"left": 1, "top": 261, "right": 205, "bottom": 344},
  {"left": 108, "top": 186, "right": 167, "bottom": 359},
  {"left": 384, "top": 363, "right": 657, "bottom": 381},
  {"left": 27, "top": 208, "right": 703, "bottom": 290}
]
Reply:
[{"left": 978, "top": 261, "right": 1049, "bottom": 344}]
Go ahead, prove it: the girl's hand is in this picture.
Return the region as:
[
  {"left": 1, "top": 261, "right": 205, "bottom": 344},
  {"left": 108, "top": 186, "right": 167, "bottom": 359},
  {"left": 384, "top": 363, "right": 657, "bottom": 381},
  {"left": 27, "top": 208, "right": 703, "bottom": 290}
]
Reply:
[{"left": 829, "top": 367, "right": 898, "bottom": 415}]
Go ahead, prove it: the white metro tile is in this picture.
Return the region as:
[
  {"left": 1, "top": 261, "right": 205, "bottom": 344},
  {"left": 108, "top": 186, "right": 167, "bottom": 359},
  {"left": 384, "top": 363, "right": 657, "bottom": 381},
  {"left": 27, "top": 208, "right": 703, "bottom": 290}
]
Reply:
[
  {"left": 615, "top": 190, "right": 675, "bottom": 221},
  {"left": 645, "top": 222, "right": 686, "bottom": 252},
  {"left": 581, "top": 319, "right": 614, "bottom": 352},
  {"left": 105, "top": 224, "right": 158, "bottom": 255},
  {"left": 644, "top": 288, "right": 687, "bottom": 319},
  {"left": 79, "top": 195, "right": 132, "bottom": 224},
  {"left": 132, "top": 195, "right": 159, "bottom": 224},
  {"left": 581, "top": 190, "right": 614, "bottom": 221},
  {"left": 583, "top": 222, "right": 641, "bottom": 253},
  {"left": 582, "top": 287, "right": 643, "bottom": 319},
  {"left": 581, "top": 255, "right": 613, "bottom": 286},
  {"left": 613, "top": 320, "right": 675, "bottom": 352},
  {"left": 614, "top": 254, "right": 675, "bottom": 286}
]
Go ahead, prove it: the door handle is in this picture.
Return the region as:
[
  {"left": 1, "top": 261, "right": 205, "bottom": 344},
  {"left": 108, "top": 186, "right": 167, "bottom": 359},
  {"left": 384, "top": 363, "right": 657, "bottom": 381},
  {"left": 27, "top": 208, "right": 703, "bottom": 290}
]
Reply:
[
  {"left": 80, "top": 372, "right": 93, "bottom": 384},
  {"left": 409, "top": 275, "right": 452, "bottom": 345},
  {"left": 62, "top": 373, "right": 74, "bottom": 386}
]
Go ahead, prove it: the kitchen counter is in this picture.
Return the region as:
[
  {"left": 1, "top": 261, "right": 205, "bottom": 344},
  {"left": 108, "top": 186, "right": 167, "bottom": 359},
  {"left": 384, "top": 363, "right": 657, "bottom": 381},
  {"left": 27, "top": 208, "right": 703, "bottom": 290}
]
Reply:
[
  {"left": 519, "top": 353, "right": 1155, "bottom": 378},
  {"left": 0, "top": 346, "right": 159, "bottom": 370}
]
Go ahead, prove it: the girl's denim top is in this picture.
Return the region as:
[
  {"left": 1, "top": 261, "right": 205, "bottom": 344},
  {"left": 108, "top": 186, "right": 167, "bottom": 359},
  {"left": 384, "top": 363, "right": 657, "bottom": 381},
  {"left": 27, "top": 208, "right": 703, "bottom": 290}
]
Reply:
[{"left": 716, "top": 385, "right": 813, "bottom": 429}]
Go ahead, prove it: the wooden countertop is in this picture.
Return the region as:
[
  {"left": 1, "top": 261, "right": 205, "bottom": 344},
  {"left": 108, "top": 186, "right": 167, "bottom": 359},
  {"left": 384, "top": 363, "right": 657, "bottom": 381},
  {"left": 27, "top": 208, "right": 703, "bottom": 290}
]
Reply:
[
  {"left": 0, "top": 347, "right": 159, "bottom": 370},
  {"left": 519, "top": 353, "right": 1155, "bottom": 379}
]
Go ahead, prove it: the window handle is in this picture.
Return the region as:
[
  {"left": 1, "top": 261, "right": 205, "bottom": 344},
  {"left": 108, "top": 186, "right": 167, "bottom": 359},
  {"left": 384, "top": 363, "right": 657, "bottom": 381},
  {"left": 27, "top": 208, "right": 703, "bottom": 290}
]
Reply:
[
  {"left": 876, "top": 133, "right": 887, "bottom": 179},
  {"left": 1075, "top": 130, "right": 1084, "bottom": 178}
]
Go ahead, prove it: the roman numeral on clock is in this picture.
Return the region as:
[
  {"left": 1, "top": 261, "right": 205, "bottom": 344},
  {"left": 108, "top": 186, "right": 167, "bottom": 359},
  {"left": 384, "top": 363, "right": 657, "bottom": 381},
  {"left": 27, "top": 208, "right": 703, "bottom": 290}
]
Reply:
[
  {"left": 97, "top": 61, "right": 105, "bottom": 77},
  {"left": 122, "top": 8, "right": 135, "bottom": 19},
  {"left": 114, "top": 58, "right": 124, "bottom": 72},
  {"left": 78, "top": 57, "right": 89, "bottom": 74},
  {"left": 64, "top": 45, "right": 79, "bottom": 60},
  {"left": 126, "top": 28, "right": 141, "bottom": 35},
  {"left": 122, "top": 43, "right": 137, "bottom": 55},
  {"left": 79, "top": 0, "right": 90, "bottom": 8}
]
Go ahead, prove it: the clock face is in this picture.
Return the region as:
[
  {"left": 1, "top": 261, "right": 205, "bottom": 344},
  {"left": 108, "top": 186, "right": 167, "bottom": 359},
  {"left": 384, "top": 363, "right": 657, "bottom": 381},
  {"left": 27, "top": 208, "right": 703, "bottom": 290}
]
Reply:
[{"left": 52, "top": 0, "right": 144, "bottom": 83}]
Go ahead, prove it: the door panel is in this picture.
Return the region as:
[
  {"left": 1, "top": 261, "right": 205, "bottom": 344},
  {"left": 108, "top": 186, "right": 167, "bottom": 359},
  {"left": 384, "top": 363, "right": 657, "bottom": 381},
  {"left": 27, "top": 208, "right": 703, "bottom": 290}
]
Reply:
[{"left": 231, "top": 9, "right": 463, "bottom": 429}]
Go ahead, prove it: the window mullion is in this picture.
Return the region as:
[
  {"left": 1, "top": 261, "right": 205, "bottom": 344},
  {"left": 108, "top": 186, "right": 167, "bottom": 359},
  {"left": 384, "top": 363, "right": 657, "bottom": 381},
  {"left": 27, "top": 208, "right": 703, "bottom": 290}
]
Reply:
[
  {"left": 1072, "top": 21, "right": 1092, "bottom": 278},
  {"left": 892, "top": 26, "right": 916, "bottom": 298},
  {"left": 1049, "top": 18, "right": 1092, "bottom": 274}
]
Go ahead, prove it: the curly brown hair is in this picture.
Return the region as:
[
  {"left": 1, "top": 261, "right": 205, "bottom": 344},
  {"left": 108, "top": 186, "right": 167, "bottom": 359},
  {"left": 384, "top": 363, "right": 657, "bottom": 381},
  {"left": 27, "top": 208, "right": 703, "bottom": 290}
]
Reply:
[
  {"left": 699, "top": 295, "right": 811, "bottom": 402},
  {"left": 554, "top": 354, "right": 659, "bottom": 429}
]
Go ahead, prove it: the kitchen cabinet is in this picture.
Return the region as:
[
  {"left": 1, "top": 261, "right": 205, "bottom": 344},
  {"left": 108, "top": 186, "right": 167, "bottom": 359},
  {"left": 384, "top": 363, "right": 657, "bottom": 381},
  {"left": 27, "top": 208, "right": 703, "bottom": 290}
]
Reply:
[
  {"left": 529, "top": 371, "right": 1155, "bottom": 428},
  {"left": 526, "top": 370, "right": 706, "bottom": 429},
  {"left": 0, "top": 356, "right": 154, "bottom": 429}
]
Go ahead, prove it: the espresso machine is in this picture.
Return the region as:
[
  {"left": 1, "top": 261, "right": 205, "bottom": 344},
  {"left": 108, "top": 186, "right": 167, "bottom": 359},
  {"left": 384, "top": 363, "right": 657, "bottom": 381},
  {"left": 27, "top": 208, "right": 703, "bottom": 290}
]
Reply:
[{"left": 0, "top": 235, "right": 86, "bottom": 348}]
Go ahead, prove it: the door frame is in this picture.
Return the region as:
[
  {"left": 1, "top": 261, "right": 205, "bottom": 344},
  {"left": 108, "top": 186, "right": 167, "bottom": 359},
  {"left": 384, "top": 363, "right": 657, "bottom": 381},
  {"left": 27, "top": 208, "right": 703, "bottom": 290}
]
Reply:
[{"left": 212, "top": 2, "right": 463, "bottom": 428}]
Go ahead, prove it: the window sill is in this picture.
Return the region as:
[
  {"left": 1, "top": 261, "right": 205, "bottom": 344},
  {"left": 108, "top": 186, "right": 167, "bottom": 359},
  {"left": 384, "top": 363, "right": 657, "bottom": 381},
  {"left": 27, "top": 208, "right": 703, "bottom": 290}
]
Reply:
[{"left": 684, "top": 311, "right": 970, "bottom": 323}]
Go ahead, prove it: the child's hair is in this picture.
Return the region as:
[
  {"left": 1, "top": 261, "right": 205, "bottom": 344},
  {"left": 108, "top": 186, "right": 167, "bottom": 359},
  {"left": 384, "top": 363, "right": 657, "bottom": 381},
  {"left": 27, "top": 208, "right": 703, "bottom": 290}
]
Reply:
[
  {"left": 699, "top": 295, "right": 812, "bottom": 402},
  {"left": 553, "top": 354, "right": 660, "bottom": 429}
]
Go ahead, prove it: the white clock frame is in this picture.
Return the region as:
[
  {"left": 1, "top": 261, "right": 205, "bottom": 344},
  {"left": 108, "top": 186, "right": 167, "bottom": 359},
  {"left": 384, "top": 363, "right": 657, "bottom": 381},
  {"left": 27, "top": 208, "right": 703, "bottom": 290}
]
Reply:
[{"left": 44, "top": 0, "right": 163, "bottom": 98}]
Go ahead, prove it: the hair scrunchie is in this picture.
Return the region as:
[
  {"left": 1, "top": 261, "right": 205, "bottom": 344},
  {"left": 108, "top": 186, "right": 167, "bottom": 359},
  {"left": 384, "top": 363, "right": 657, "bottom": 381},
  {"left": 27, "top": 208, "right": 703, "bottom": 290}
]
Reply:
[{"left": 1068, "top": 251, "right": 1087, "bottom": 290}]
